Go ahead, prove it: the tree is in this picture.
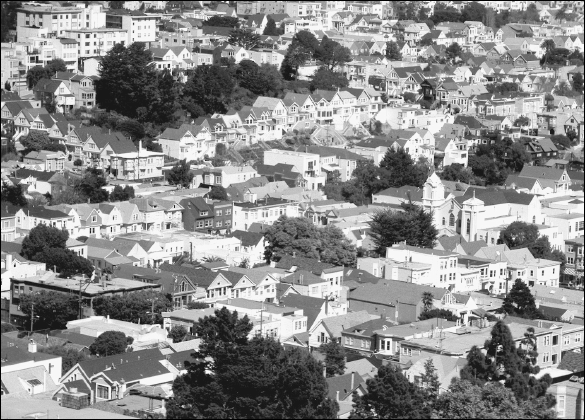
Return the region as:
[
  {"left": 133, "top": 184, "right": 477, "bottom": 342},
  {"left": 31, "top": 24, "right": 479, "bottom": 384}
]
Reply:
[
  {"left": 92, "top": 290, "right": 172, "bottom": 325},
  {"left": 96, "top": 43, "right": 161, "bottom": 120},
  {"left": 540, "top": 39, "right": 556, "bottom": 66},
  {"left": 168, "top": 325, "right": 188, "bottom": 343},
  {"left": 420, "top": 358, "right": 440, "bottom": 400},
  {"left": 168, "top": 159, "right": 193, "bottom": 188},
  {"left": 499, "top": 221, "right": 539, "bottom": 249},
  {"left": 550, "top": 134, "right": 571, "bottom": 149},
  {"left": 351, "top": 364, "right": 431, "bottom": 419},
  {"left": 385, "top": 41, "right": 403, "bottom": 60},
  {"left": 26, "top": 65, "right": 49, "bottom": 89},
  {"left": 45, "top": 58, "right": 67, "bottom": 78},
  {"left": 440, "top": 163, "right": 472, "bottom": 183},
  {"left": 75, "top": 168, "right": 109, "bottom": 203},
  {"left": 433, "top": 379, "right": 555, "bottom": 419},
  {"left": 89, "top": 330, "right": 128, "bottom": 356},
  {"left": 310, "top": 67, "right": 349, "bottom": 91},
  {"left": 187, "top": 301, "right": 209, "bottom": 309},
  {"left": 422, "top": 291, "right": 434, "bottom": 312},
  {"left": 459, "top": 345, "right": 489, "bottom": 386},
  {"left": 418, "top": 308, "right": 459, "bottom": 322},
  {"left": 1, "top": 182, "right": 28, "bottom": 207},
  {"left": 109, "top": 185, "right": 135, "bottom": 202},
  {"left": 321, "top": 340, "right": 346, "bottom": 377},
  {"left": 183, "top": 64, "right": 236, "bottom": 115},
  {"left": 263, "top": 216, "right": 356, "bottom": 266},
  {"left": 281, "top": 30, "right": 320, "bottom": 80},
  {"left": 380, "top": 147, "right": 427, "bottom": 188},
  {"left": 73, "top": 158, "right": 83, "bottom": 166},
  {"left": 19, "top": 291, "right": 79, "bottom": 330},
  {"left": 514, "top": 116, "right": 530, "bottom": 127},
  {"left": 42, "top": 345, "right": 87, "bottom": 375},
  {"left": 228, "top": 28, "right": 260, "bottom": 49},
  {"left": 368, "top": 204, "right": 438, "bottom": 255},
  {"left": 461, "top": 2, "right": 486, "bottom": 22},
  {"left": 572, "top": 72, "right": 583, "bottom": 93},
  {"left": 501, "top": 279, "right": 542, "bottom": 319},
  {"left": 316, "top": 36, "right": 352, "bottom": 70},
  {"left": 207, "top": 185, "right": 228, "bottom": 201},
  {"left": 263, "top": 17, "right": 278, "bottom": 35},
  {"left": 446, "top": 42, "right": 463, "bottom": 62},
  {"left": 21, "top": 130, "right": 51, "bottom": 153},
  {"left": 166, "top": 308, "right": 338, "bottom": 419},
  {"left": 203, "top": 15, "right": 240, "bottom": 28},
  {"left": 21, "top": 227, "right": 94, "bottom": 278}
]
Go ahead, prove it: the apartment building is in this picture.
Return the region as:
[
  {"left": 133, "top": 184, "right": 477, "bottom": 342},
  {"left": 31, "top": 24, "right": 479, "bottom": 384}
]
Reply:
[
  {"left": 232, "top": 198, "right": 300, "bottom": 232},
  {"left": 263, "top": 150, "right": 326, "bottom": 190},
  {"left": 201, "top": 166, "right": 259, "bottom": 188},
  {"left": 64, "top": 27, "right": 128, "bottom": 58},
  {"left": 563, "top": 237, "right": 583, "bottom": 284},
  {"left": 105, "top": 9, "right": 158, "bottom": 47},
  {"left": 110, "top": 143, "right": 164, "bottom": 182}
]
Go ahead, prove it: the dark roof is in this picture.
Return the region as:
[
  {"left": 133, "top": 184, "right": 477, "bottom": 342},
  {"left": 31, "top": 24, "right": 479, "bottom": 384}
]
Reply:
[
  {"left": 275, "top": 255, "right": 336, "bottom": 275},
  {"left": 19, "top": 206, "right": 69, "bottom": 220},
  {"left": 77, "top": 348, "right": 163, "bottom": 377},
  {"left": 326, "top": 372, "right": 364, "bottom": 401},
  {"left": 229, "top": 230, "right": 264, "bottom": 247},
  {"left": 437, "top": 234, "right": 466, "bottom": 252},
  {"left": 158, "top": 262, "right": 221, "bottom": 288},
  {"left": 279, "top": 294, "right": 325, "bottom": 328},
  {"left": 13, "top": 168, "right": 57, "bottom": 182},
  {"left": 454, "top": 187, "right": 536, "bottom": 206},
  {"left": 538, "top": 305, "right": 572, "bottom": 320},
  {"left": 50, "top": 330, "right": 95, "bottom": 347}
]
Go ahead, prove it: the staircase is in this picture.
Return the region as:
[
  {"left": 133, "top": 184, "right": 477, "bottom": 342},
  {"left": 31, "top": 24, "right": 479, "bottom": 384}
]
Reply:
[
  {"left": 227, "top": 148, "right": 244, "bottom": 165},
  {"left": 257, "top": 140, "right": 271, "bottom": 150}
]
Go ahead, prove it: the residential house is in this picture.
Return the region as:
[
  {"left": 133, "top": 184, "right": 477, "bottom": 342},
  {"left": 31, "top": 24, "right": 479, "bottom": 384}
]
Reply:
[
  {"left": 32, "top": 78, "right": 76, "bottom": 113},
  {"left": 52, "top": 72, "right": 98, "bottom": 109},
  {"left": 309, "top": 310, "right": 376, "bottom": 349},
  {"left": 157, "top": 124, "right": 214, "bottom": 162},
  {"left": 23, "top": 150, "right": 66, "bottom": 172},
  {"left": 232, "top": 198, "right": 300, "bottom": 232},
  {"left": 180, "top": 197, "right": 215, "bottom": 232}
]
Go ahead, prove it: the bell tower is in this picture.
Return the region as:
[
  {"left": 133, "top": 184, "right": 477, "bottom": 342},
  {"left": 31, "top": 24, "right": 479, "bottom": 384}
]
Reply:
[
  {"left": 422, "top": 172, "right": 445, "bottom": 209},
  {"left": 462, "top": 190, "right": 485, "bottom": 242}
]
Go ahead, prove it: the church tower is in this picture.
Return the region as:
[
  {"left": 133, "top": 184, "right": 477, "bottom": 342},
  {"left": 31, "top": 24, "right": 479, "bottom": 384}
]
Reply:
[
  {"left": 422, "top": 172, "right": 445, "bottom": 209},
  {"left": 461, "top": 190, "right": 485, "bottom": 242}
]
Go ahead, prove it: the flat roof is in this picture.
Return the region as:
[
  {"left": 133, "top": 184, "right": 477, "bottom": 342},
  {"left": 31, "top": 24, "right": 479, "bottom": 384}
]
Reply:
[
  {"left": 11, "top": 273, "right": 160, "bottom": 296},
  {"left": 162, "top": 307, "right": 216, "bottom": 322}
]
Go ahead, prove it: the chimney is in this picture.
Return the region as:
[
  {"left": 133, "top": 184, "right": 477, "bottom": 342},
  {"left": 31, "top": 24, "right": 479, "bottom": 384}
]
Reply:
[
  {"left": 5, "top": 253, "right": 13, "bottom": 269},
  {"left": 106, "top": 314, "right": 110, "bottom": 323},
  {"left": 336, "top": 390, "right": 340, "bottom": 402},
  {"left": 324, "top": 296, "right": 328, "bottom": 315},
  {"left": 323, "top": 365, "right": 327, "bottom": 378},
  {"left": 351, "top": 372, "right": 355, "bottom": 391},
  {"left": 28, "top": 339, "right": 37, "bottom": 354}
]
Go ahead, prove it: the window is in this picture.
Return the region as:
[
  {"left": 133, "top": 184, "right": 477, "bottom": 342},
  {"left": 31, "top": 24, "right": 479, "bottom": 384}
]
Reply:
[
  {"left": 575, "top": 333, "right": 582, "bottom": 343},
  {"left": 543, "top": 336, "right": 550, "bottom": 346},
  {"left": 557, "top": 395, "right": 565, "bottom": 418},
  {"left": 542, "top": 352, "right": 549, "bottom": 363},
  {"left": 449, "top": 213, "right": 454, "bottom": 226},
  {"left": 216, "top": 210, "right": 222, "bottom": 216},
  {"left": 225, "top": 208, "right": 231, "bottom": 215},
  {"left": 552, "top": 335, "right": 558, "bottom": 346}
]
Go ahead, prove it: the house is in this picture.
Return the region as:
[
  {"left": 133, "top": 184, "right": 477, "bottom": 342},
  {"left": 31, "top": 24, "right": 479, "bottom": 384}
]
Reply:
[
  {"left": 14, "top": 206, "right": 74, "bottom": 234},
  {"left": 405, "top": 355, "right": 467, "bottom": 393},
  {"left": 11, "top": 168, "right": 67, "bottom": 196},
  {"left": 32, "top": 78, "right": 75, "bottom": 113},
  {"left": 1, "top": 205, "right": 17, "bottom": 242},
  {"left": 228, "top": 230, "right": 265, "bottom": 263},
  {"left": 348, "top": 279, "right": 453, "bottom": 323},
  {"left": 58, "top": 348, "right": 172, "bottom": 404},
  {"left": 52, "top": 72, "right": 98, "bottom": 109},
  {"left": 157, "top": 124, "right": 214, "bottom": 162},
  {"left": 180, "top": 196, "right": 215, "bottom": 232},
  {"left": 326, "top": 372, "right": 366, "bottom": 418},
  {"left": 280, "top": 293, "right": 346, "bottom": 332},
  {"left": 517, "top": 166, "right": 571, "bottom": 194},
  {"left": 309, "top": 310, "right": 376, "bottom": 349},
  {"left": 23, "top": 150, "right": 66, "bottom": 172}
]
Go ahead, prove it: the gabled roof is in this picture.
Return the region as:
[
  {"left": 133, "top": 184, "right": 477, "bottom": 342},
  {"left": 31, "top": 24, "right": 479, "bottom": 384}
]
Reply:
[
  {"left": 158, "top": 262, "right": 222, "bottom": 288},
  {"left": 32, "top": 78, "right": 63, "bottom": 94},
  {"left": 228, "top": 230, "right": 264, "bottom": 247},
  {"left": 519, "top": 165, "right": 566, "bottom": 181},
  {"left": 279, "top": 294, "right": 325, "bottom": 328},
  {"left": 320, "top": 311, "right": 375, "bottom": 339}
]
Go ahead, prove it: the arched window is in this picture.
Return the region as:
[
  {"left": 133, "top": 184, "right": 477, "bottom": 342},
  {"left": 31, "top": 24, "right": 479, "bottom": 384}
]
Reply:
[
  {"left": 466, "top": 219, "right": 471, "bottom": 234},
  {"left": 442, "top": 217, "right": 446, "bottom": 226},
  {"left": 449, "top": 214, "right": 455, "bottom": 226}
]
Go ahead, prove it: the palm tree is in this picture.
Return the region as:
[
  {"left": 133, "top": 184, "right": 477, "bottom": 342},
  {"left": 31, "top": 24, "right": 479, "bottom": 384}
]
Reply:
[
  {"left": 540, "top": 39, "right": 556, "bottom": 65},
  {"left": 422, "top": 292, "right": 434, "bottom": 312}
]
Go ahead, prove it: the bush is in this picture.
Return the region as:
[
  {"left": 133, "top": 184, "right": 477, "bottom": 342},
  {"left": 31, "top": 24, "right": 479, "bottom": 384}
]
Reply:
[{"left": 73, "top": 158, "right": 83, "bottom": 166}]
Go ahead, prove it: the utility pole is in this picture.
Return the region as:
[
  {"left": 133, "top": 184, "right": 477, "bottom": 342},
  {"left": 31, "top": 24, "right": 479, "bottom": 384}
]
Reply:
[
  {"left": 78, "top": 274, "right": 92, "bottom": 320},
  {"left": 30, "top": 301, "right": 34, "bottom": 334}
]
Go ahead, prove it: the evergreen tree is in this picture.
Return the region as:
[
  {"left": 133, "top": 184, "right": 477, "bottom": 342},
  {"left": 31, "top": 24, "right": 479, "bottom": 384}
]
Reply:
[
  {"left": 207, "top": 185, "right": 228, "bottom": 201},
  {"left": 460, "top": 345, "right": 489, "bottom": 386},
  {"left": 166, "top": 308, "right": 338, "bottom": 419},
  {"left": 167, "top": 159, "right": 194, "bottom": 188},
  {"left": 310, "top": 67, "right": 349, "bottom": 91},
  {"left": 351, "top": 364, "right": 431, "bottom": 419},
  {"left": 263, "top": 17, "right": 278, "bottom": 35},
  {"left": 501, "top": 279, "right": 542, "bottom": 319},
  {"left": 92, "top": 290, "right": 172, "bottom": 325},
  {"left": 1, "top": 182, "right": 28, "bottom": 207},
  {"left": 321, "top": 340, "right": 346, "bottom": 377},
  {"left": 420, "top": 358, "right": 440, "bottom": 400},
  {"left": 499, "top": 221, "right": 539, "bottom": 249},
  {"left": 228, "top": 28, "right": 260, "bottom": 49},
  {"left": 380, "top": 147, "right": 427, "bottom": 188},
  {"left": 315, "top": 36, "right": 352, "bottom": 70},
  {"left": 281, "top": 30, "right": 320, "bottom": 80},
  {"left": 385, "top": 41, "right": 403, "bottom": 60},
  {"left": 369, "top": 204, "right": 438, "bottom": 255}
]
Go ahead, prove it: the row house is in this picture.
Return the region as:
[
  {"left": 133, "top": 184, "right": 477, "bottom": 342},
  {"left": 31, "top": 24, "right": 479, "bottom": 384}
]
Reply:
[
  {"left": 32, "top": 78, "right": 76, "bottom": 114},
  {"left": 233, "top": 198, "right": 300, "bottom": 232},
  {"left": 157, "top": 124, "right": 214, "bottom": 162},
  {"left": 194, "top": 115, "right": 248, "bottom": 146},
  {"left": 129, "top": 198, "right": 167, "bottom": 233},
  {"left": 15, "top": 206, "right": 75, "bottom": 235},
  {"left": 110, "top": 146, "right": 165, "bottom": 182},
  {"left": 52, "top": 72, "right": 98, "bottom": 109},
  {"left": 13, "top": 107, "right": 61, "bottom": 140},
  {"left": 282, "top": 92, "right": 317, "bottom": 129},
  {"left": 10, "top": 168, "right": 67, "bottom": 196}
]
